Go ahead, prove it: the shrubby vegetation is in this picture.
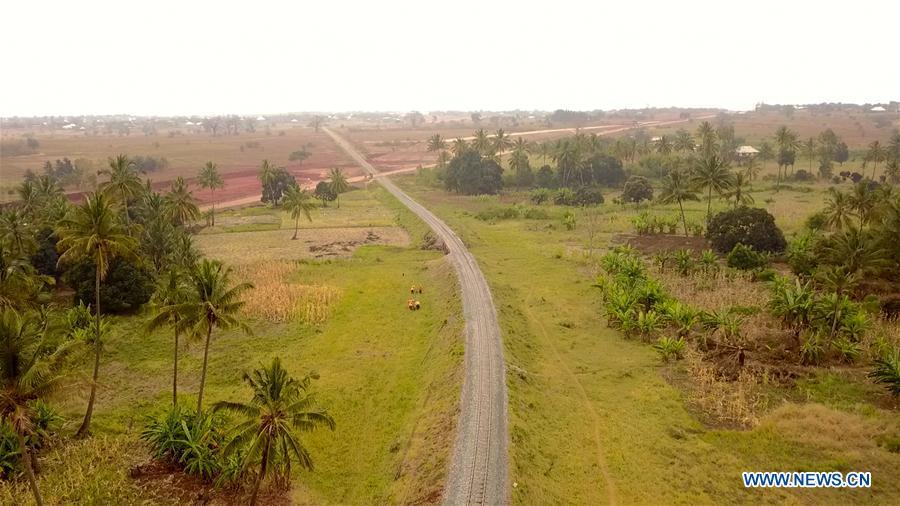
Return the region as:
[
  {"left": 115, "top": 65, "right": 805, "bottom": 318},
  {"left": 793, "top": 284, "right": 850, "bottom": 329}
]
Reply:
[{"left": 706, "top": 207, "right": 786, "bottom": 254}]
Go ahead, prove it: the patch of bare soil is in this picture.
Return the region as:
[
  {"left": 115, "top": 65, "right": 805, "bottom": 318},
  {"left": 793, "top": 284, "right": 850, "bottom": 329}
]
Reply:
[
  {"left": 130, "top": 460, "right": 289, "bottom": 506},
  {"left": 614, "top": 233, "right": 710, "bottom": 254},
  {"left": 309, "top": 229, "right": 385, "bottom": 257}
]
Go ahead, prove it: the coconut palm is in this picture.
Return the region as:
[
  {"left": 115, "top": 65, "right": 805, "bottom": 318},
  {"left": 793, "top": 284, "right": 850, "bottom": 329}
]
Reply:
[
  {"left": 822, "top": 188, "right": 857, "bottom": 230},
  {"left": 774, "top": 126, "right": 799, "bottom": 181},
  {"left": 327, "top": 168, "right": 350, "bottom": 208},
  {"left": 99, "top": 154, "right": 142, "bottom": 228},
  {"left": 16, "top": 180, "right": 41, "bottom": 221},
  {"left": 164, "top": 177, "right": 200, "bottom": 228},
  {"left": 848, "top": 181, "right": 881, "bottom": 225},
  {"left": 146, "top": 268, "right": 192, "bottom": 407},
  {"left": 723, "top": 172, "right": 754, "bottom": 208},
  {"left": 56, "top": 192, "right": 137, "bottom": 437},
  {"left": 283, "top": 186, "right": 316, "bottom": 240},
  {"left": 472, "top": 129, "right": 492, "bottom": 156},
  {"left": 493, "top": 129, "right": 513, "bottom": 159},
  {"left": 866, "top": 140, "right": 887, "bottom": 179},
  {"left": 0, "top": 242, "right": 49, "bottom": 310},
  {"left": 800, "top": 137, "right": 817, "bottom": 171},
  {"left": 0, "top": 209, "right": 37, "bottom": 258},
  {"left": 674, "top": 129, "right": 695, "bottom": 153},
  {"left": 695, "top": 121, "right": 717, "bottom": 157},
  {"left": 691, "top": 154, "right": 734, "bottom": 222},
  {"left": 0, "top": 308, "right": 80, "bottom": 506},
  {"left": 451, "top": 138, "right": 468, "bottom": 157},
  {"left": 657, "top": 170, "right": 699, "bottom": 235},
  {"left": 258, "top": 160, "right": 277, "bottom": 192},
  {"left": 213, "top": 358, "right": 335, "bottom": 506},
  {"left": 743, "top": 156, "right": 762, "bottom": 181},
  {"left": 426, "top": 134, "right": 446, "bottom": 154},
  {"left": 553, "top": 140, "right": 581, "bottom": 186},
  {"left": 655, "top": 135, "right": 673, "bottom": 155},
  {"left": 198, "top": 162, "right": 224, "bottom": 226},
  {"left": 820, "top": 225, "right": 888, "bottom": 277},
  {"left": 178, "top": 259, "right": 252, "bottom": 413}
]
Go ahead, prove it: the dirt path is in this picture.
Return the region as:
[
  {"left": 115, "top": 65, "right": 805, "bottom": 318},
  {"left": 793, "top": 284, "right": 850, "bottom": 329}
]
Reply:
[{"left": 324, "top": 127, "right": 509, "bottom": 505}]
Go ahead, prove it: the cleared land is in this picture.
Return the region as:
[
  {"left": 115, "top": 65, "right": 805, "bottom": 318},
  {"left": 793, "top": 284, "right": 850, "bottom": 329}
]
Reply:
[
  {"left": 393, "top": 175, "right": 900, "bottom": 505},
  {"left": 0, "top": 186, "right": 463, "bottom": 505}
]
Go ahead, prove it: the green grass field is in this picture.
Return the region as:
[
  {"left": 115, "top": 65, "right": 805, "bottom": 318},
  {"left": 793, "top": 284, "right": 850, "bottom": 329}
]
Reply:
[
  {"left": 394, "top": 175, "right": 900, "bottom": 505},
  {"left": 0, "top": 186, "right": 463, "bottom": 505}
]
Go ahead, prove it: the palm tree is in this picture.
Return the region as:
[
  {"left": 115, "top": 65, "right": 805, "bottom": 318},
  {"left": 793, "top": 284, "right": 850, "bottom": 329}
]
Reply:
[
  {"left": 658, "top": 170, "right": 699, "bottom": 235},
  {"left": 774, "top": 126, "right": 799, "bottom": 181},
  {"left": 164, "top": 177, "right": 200, "bottom": 228},
  {"left": 198, "top": 162, "right": 224, "bottom": 226},
  {"left": 757, "top": 141, "right": 775, "bottom": 173},
  {"left": 0, "top": 209, "right": 37, "bottom": 258},
  {"left": 0, "top": 308, "right": 80, "bottom": 506},
  {"left": 655, "top": 135, "right": 673, "bottom": 155},
  {"left": 56, "top": 192, "right": 137, "bottom": 437},
  {"left": 674, "top": 129, "right": 695, "bottom": 153},
  {"left": 696, "top": 121, "right": 717, "bottom": 157},
  {"left": 691, "top": 155, "right": 734, "bottom": 222},
  {"left": 849, "top": 182, "right": 880, "bottom": 225},
  {"left": 801, "top": 138, "right": 817, "bottom": 171},
  {"left": 0, "top": 242, "right": 49, "bottom": 310},
  {"left": 99, "top": 154, "right": 142, "bottom": 228},
  {"left": 258, "top": 160, "right": 277, "bottom": 194},
  {"left": 213, "top": 358, "right": 334, "bottom": 506},
  {"left": 866, "top": 140, "right": 887, "bottom": 179},
  {"left": 283, "top": 186, "right": 316, "bottom": 240},
  {"left": 146, "top": 268, "right": 191, "bottom": 407},
  {"left": 426, "top": 134, "right": 446, "bottom": 154},
  {"left": 493, "top": 129, "right": 513, "bottom": 159},
  {"left": 472, "top": 129, "right": 491, "bottom": 156},
  {"left": 179, "top": 259, "right": 252, "bottom": 413},
  {"left": 743, "top": 156, "right": 762, "bottom": 181},
  {"left": 820, "top": 225, "right": 888, "bottom": 276},
  {"left": 553, "top": 140, "right": 581, "bottom": 186},
  {"left": 16, "top": 180, "right": 41, "bottom": 221},
  {"left": 822, "top": 188, "right": 857, "bottom": 230},
  {"left": 451, "top": 138, "right": 468, "bottom": 157},
  {"left": 327, "top": 168, "right": 350, "bottom": 208},
  {"left": 723, "top": 172, "right": 754, "bottom": 208}
]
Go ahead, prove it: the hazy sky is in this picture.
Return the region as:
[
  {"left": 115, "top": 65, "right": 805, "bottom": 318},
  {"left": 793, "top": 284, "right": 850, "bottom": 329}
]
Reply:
[{"left": 2, "top": 0, "right": 898, "bottom": 116}]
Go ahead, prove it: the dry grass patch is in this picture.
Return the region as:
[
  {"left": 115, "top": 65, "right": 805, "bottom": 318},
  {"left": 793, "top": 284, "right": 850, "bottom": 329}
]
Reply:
[
  {"left": 235, "top": 262, "right": 340, "bottom": 324},
  {"left": 683, "top": 352, "right": 772, "bottom": 427}
]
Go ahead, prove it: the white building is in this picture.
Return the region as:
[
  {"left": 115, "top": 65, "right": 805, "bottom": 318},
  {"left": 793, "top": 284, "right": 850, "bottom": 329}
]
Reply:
[{"left": 735, "top": 145, "right": 759, "bottom": 158}]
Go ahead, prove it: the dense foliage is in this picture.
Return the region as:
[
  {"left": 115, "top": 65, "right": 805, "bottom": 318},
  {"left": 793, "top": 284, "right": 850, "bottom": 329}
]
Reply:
[
  {"left": 444, "top": 151, "right": 503, "bottom": 195},
  {"left": 706, "top": 207, "right": 787, "bottom": 254}
]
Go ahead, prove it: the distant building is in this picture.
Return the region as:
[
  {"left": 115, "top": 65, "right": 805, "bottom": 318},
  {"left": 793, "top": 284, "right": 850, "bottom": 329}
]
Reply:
[
  {"left": 870, "top": 106, "right": 886, "bottom": 112},
  {"left": 735, "top": 145, "right": 759, "bottom": 158}
]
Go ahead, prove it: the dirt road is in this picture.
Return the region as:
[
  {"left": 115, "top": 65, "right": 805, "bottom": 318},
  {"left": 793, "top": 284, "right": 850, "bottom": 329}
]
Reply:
[{"left": 324, "top": 127, "right": 509, "bottom": 505}]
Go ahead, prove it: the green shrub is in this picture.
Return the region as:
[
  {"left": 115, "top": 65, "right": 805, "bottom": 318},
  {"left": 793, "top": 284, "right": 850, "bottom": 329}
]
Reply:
[
  {"left": 561, "top": 210, "right": 576, "bottom": 230},
  {"left": 553, "top": 188, "right": 577, "bottom": 206},
  {"left": 529, "top": 188, "right": 551, "bottom": 205},
  {"left": 832, "top": 337, "right": 861, "bottom": 364},
  {"left": 654, "top": 336, "right": 686, "bottom": 362},
  {"left": 573, "top": 186, "right": 604, "bottom": 205},
  {"left": 475, "top": 206, "right": 520, "bottom": 221},
  {"left": 522, "top": 207, "right": 550, "bottom": 219},
  {"left": 64, "top": 258, "right": 154, "bottom": 314},
  {"left": 706, "top": 207, "right": 786, "bottom": 254},
  {"left": 141, "top": 406, "right": 227, "bottom": 480},
  {"left": 621, "top": 176, "right": 654, "bottom": 203},
  {"left": 726, "top": 243, "right": 769, "bottom": 270},
  {"left": 786, "top": 231, "right": 818, "bottom": 277},
  {"left": 869, "top": 350, "right": 900, "bottom": 396}
]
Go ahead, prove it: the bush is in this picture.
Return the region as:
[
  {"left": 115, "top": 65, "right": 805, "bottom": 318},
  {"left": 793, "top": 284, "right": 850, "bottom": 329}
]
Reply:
[
  {"left": 706, "top": 207, "right": 786, "bottom": 254},
  {"left": 621, "top": 176, "right": 654, "bottom": 203},
  {"left": 475, "top": 206, "right": 520, "bottom": 221},
  {"left": 790, "top": 169, "right": 815, "bottom": 182},
  {"left": 529, "top": 188, "right": 551, "bottom": 205},
  {"left": 29, "top": 227, "right": 59, "bottom": 278},
  {"left": 573, "top": 186, "right": 604, "bottom": 206},
  {"left": 534, "top": 165, "right": 556, "bottom": 188},
  {"left": 444, "top": 151, "right": 503, "bottom": 195},
  {"left": 726, "top": 243, "right": 769, "bottom": 270},
  {"left": 141, "top": 406, "right": 227, "bottom": 479},
  {"left": 553, "top": 188, "right": 577, "bottom": 206},
  {"left": 653, "top": 336, "right": 686, "bottom": 362},
  {"left": 314, "top": 181, "right": 337, "bottom": 206},
  {"left": 786, "top": 232, "right": 817, "bottom": 277},
  {"left": 64, "top": 258, "right": 154, "bottom": 313},
  {"left": 869, "top": 350, "right": 900, "bottom": 396},
  {"left": 522, "top": 207, "right": 550, "bottom": 219},
  {"left": 586, "top": 154, "right": 626, "bottom": 186},
  {"left": 561, "top": 210, "right": 576, "bottom": 230}
]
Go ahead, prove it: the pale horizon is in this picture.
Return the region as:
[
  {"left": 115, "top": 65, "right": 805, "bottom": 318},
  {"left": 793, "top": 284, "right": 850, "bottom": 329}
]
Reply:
[{"left": 2, "top": 0, "right": 899, "bottom": 117}]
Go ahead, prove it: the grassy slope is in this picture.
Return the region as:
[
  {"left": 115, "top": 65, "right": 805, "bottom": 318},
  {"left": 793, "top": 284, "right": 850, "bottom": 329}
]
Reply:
[
  {"left": 1, "top": 187, "right": 462, "bottom": 505},
  {"left": 395, "top": 176, "right": 900, "bottom": 505}
]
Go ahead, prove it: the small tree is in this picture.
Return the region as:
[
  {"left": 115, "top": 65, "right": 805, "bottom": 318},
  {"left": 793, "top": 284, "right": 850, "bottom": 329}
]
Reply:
[
  {"left": 621, "top": 176, "right": 654, "bottom": 203},
  {"left": 327, "top": 168, "right": 350, "bottom": 208},
  {"left": 444, "top": 151, "right": 503, "bottom": 195},
  {"left": 198, "top": 162, "right": 224, "bottom": 226},
  {"left": 313, "top": 181, "right": 337, "bottom": 207},
  {"left": 707, "top": 207, "right": 786, "bottom": 254},
  {"left": 283, "top": 186, "right": 316, "bottom": 240}
]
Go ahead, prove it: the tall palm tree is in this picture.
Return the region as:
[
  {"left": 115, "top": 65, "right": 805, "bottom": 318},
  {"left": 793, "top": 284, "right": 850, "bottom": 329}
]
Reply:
[
  {"left": 198, "top": 162, "right": 224, "bottom": 226},
  {"left": 822, "top": 188, "right": 857, "bottom": 230},
  {"left": 743, "top": 156, "right": 762, "bottom": 181},
  {"left": 774, "top": 126, "right": 799, "bottom": 181},
  {"left": 655, "top": 135, "right": 673, "bottom": 155},
  {"left": 493, "top": 129, "right": 513, "bottom": 160},
  {"left": 723, "top": 172, "right": 754, "bottom": 208},
  {"left": 691, "top": 155, "right": 735, "bottom": 222},
  {"left": 801, "top": 137, "right": 817, "bottom": 171},
  {"left": 56, "top": 193, "right": 137, "bottom": 437},
  {"left": 179, "top": 259, "right": 252, "bottom": 413},
  {"left": 866, "top": 140, "right": 887, "bottom": 179},
  {"left": 16, "top": 180, "right": 41, "bottom": 221},
  {"left": 99, "top": 154, "right": 142, "bottom": 228},
  {"left": 451, "top": 138, "right": 468, "bottom": 157},
  {"left": 426, "top": 134, "right": 446, "bottom": 154},
  {"left": 674, "top": 129, "right": 695, "bottom": 153},
  {"left": 258, "top": 160, "right": 277, "bottom": 193},
  {"left": 0, "top": 241, "right": 49, "bottom": 310},
  {"left": 327, "top": 168, "right": 350, "bottom": 208},
  {"left": 164, "top": 177, "right": 200, "bottom": 228},
  {"left": 658, "top": 169, "right": 700, "bottom": 235},
  {"left": 553, "top": 140, "right": 581, "bottom": 187},
  {"left": 472, "top": 129, "right": 491, "bottom": 156},
  {"left": 0, "top": 209, "right": 37, "bottom": 258},
  {"left": 0, "top": 308, "right": 80, "bottom": 506},
  {"left": 283, "top": 186, "right": 316, "bottom": 240},
  {"left": 146, "top": 268, "right": 192, "bottom": 407},
  {"left": 695, "top": 121, "right": 717, "bottom": 157},
  {"left": 213, "top": 358, "right": 335, "bottom": 506},
  {"left": 820, "top": 225, "right": 888, "bottom": 276},
  {"left": 848, "top": 181, "right": 880, "bottom": 225}
]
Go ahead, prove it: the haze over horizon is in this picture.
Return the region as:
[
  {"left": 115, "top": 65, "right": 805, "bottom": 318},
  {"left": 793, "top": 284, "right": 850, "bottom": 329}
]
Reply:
[{"left": 2, "top": 0, "right": 898, "bottom": 117}]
